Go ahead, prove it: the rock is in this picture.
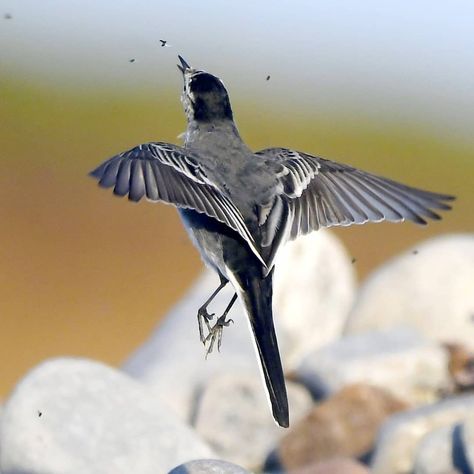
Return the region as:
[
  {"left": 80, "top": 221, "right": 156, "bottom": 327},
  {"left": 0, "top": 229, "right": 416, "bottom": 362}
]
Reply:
[
  {"left": 273, "top": 230, "right": 356, "bottom": 368},
  {"left": 0, "top": 358, "right": 214, "bottom": 474},
  {"left": 445, "top": 343, "right": 474, "bottom": 391},
  {"left": 277, "top": 384, "right": 407, "bottom": 471},
  {"left": 297, "top": 327, "right": 450, "bottom": 405},
  {"left": 287, "top": 458, "right": 370, "bottom": 474},
  {"left": 413, "top": 423, "right": 463, "bottom": 474},
  {"left": 345, "top": 234, "right": 474, "bottom": 349},
  {"left": 460, "top": 411, "right": 474, "bottom": 472},
  {"left": 194, "top": 374, "right": 313, "bottom": 470},
  {"left": 124, "top": 229, "right": 355, "bottom": 421},
  {"left": 371, "top": 393, "right": 474, "bottom": 474},
  {"left": 168, "top": 459, "right": 250, "bottom": 474}
]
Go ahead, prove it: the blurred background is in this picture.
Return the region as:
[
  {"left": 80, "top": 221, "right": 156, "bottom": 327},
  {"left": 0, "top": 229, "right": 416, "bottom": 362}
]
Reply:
[{"left": 1, "top": 0, "right": 472, "bottom": 399}]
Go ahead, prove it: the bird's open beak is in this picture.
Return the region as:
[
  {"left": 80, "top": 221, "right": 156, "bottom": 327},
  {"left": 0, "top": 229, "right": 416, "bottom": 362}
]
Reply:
[{"left": 177, "top": 55, "right": 191, "bottom": 74}]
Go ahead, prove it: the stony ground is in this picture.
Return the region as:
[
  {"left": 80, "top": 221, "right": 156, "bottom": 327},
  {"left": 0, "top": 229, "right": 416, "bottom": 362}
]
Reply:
[{"left": 1, "top": 231, "right": 473, "bottom": 474}]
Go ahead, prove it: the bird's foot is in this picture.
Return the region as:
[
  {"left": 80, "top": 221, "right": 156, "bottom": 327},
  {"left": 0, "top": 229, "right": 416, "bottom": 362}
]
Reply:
[
  {"left": 197, "top": 306, "right": 214, "bottom": 344},
  {"left": 204, "top": 315, "right": 234, "bottom": 358}
]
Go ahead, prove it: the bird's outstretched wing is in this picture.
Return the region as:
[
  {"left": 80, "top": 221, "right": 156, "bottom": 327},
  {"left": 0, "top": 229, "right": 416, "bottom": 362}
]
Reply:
[
  {"left": 256, "top": 147, "right": 455, "bottom": 263},
  {"left": 90, "top": 142, "right": 264, "bottom": 264}
]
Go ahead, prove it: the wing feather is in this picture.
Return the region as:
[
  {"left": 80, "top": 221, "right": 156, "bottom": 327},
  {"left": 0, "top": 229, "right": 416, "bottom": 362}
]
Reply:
[
  {"left": 256, "top": 147, "right": 454, "bottom": 246},
  {"left": 90, "top": 142, "right": 265, "bottom": 266}
]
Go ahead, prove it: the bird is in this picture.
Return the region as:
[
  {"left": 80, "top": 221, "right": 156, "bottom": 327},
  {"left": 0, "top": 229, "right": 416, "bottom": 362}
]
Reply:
[{"left": 89, "top": 55, "right": 455, "bottom": 428}]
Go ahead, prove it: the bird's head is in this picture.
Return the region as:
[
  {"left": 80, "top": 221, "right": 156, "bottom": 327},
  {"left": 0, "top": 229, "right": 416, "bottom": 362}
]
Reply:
[{"left": 178, "top": 55, "right": 233, "bottom": 123}]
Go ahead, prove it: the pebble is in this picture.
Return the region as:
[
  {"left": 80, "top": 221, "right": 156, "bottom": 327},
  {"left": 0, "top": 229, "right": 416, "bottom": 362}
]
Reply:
[
  {"left": 371, "top": 393, "right": 474, "bottom": 474},
  {"left": 273, "top": 230, "right": 356, "bottom": 368},
  {"left": 277, "top": 384, "right": 407, "bottom": 471},
  {"left": 413, "top": 423, "right": 463, "bottom": 474},
  {"left": 168, "top": 459, "right": 250, "bottom": 474},
  {"left": 194, "top": 374, "right": 313, "bottom": 470},
  {"left": 0, "top": 357, "right": 214, "bottom": 474},
  {"left": 345, "top": 234, "right": 474, "bottom": 349},
  {"left": 297, "top": 327, "right": 450, "bottom": 405}
]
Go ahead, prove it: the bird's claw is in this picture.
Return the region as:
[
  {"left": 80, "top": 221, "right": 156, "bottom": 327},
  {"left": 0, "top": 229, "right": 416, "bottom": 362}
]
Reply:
[
  {"left": 197, "top": 307, "right": 215, "bottom": 344},
  {"left": 204, "top": 315, "right": 234, "bottom": 358}
]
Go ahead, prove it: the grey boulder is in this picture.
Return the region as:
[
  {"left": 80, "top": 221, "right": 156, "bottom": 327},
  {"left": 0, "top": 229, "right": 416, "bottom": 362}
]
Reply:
[
  {"left": 371, "top": 394, "right": 474, "bottom": 474},
  {"left": 345, "top": 234, "right": 474, "bottom": 349},
  {"left": 194, "top": 374, "right": 313, "bottom": 470},
  {"left": 297, "top": 327, "right": 449, "bottom": 405},
  {"left": 0, "top": 357, "right": 214, "bottom": 474},
  {"left": 413, "top": 423, "right": 464, "bottom": 474},
  {"left": 273, "top": 230, "right": 356, "bottom": 368},
  {"left": 460, "top": 411, "right": 474, "bottom": 473},
  {"left": 168, "top": 459, "right": 250, "bottom": 474}
]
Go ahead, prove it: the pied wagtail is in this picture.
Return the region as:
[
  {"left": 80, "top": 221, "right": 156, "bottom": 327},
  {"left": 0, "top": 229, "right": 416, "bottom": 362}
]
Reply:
[{"left": 90, "top": 55, "right": 454, "bottom": 427}]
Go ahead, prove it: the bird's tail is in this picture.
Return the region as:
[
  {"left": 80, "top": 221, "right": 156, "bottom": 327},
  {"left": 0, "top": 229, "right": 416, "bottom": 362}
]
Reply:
[{"left": 236, "top": 268, "right": 289, "bottom": 427}]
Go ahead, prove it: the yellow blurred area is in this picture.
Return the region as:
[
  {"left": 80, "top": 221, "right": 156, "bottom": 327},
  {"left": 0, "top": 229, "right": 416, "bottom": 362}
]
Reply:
[{"left": 0, "top": 77, "right": 472, "bottom": 399}]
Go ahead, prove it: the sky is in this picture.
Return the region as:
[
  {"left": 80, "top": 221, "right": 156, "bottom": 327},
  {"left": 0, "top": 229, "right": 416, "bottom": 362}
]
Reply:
[{"left": 1, "top": 0, "right": 474, "bottom": 141}]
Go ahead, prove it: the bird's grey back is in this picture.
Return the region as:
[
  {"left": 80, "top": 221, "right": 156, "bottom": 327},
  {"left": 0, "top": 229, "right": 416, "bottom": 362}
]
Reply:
[{"left": 184, "top": 122, "right": 279, "bottom": 215}]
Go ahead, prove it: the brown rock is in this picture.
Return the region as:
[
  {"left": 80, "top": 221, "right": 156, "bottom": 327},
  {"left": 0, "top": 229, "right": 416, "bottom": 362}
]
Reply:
[
  {"left": 278, "top": 384, "right": 408, "bottom": 471},
  {"left": 193, "top": 375, "right": 312, "bottom": 469},
  {"left": 289, "top": 457, "right": 369, "bottom": 474},
  {"left": 444, "top": 342, "right": 474, "bottom": 391}
]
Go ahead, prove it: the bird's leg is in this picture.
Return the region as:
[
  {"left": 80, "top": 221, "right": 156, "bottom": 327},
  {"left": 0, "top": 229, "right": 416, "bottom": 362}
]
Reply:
[
  {"left": 197, "top": 279, "right": 228, "bottom": 343},
  {"left": 205, "top": 292, "right": 238, "bottom": 357}
]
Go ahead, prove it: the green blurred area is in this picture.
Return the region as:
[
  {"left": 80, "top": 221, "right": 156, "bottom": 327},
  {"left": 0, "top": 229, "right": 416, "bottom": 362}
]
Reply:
[{"left": 0, "top": 76, "right": 472, "bottom": 399}]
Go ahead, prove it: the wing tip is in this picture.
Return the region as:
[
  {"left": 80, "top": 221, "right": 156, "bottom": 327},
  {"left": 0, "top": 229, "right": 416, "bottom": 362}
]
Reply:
[
  {"left": 89, "top": 168, "right": 116, "bottom": 190},
  {"left": 440, "top": 193, "right": 456, "bottom": 201},
  {"left": 88, "top": 168, "right": 103, "bottom": 180}
]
